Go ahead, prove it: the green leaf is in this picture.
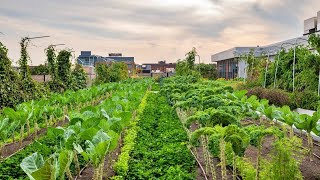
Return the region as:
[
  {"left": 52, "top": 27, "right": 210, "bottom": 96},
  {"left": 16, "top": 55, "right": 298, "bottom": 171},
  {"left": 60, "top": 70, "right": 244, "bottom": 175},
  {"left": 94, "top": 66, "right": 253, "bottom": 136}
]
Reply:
[
  {"left": 92, "top": 129, "right": 111, "bottom": 145},
  {"left": 58, "top": 150, "right": 73, "bottom": 178},
  {"left": 31, "top": 160, "right": 54, "bottom": 180},
  {"left": 101, "top": 108, "right": 110, "bottom": 120},
  {"left": 82, "top": 117, "right": 101, "bottom": 129},
  {"left": 47, "top": 127, "right": 64, "bottom": 140},
  {"left": 79, "top": 127, "right": 99, "bottom": 141},
  {"left": 69, "top": 117, "right": 83, "bottom": 125},
  {"left": 20, "top": 152, "right": 45, "bottom": 180}
]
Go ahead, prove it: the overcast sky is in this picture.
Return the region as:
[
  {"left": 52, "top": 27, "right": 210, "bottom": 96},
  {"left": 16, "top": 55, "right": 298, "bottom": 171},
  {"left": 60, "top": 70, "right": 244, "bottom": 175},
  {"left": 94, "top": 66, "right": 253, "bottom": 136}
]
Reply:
[{"left": 0, "top": 0, "right": 319, "bottom": 65}]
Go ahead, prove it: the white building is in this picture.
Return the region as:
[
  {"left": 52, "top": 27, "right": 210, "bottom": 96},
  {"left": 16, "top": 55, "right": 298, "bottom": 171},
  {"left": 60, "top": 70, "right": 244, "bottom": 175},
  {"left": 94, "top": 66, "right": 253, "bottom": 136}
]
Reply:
[{"left": 211, "top": 11, "right": 320, "bottom": 79}]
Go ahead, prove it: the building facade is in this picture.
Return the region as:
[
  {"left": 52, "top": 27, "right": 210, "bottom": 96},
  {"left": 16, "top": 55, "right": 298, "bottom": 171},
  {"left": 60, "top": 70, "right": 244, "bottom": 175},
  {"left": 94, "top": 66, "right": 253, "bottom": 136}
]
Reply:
[
  {"left": 77, "top": 51, "right": 135, "bottom": 71},
  {"left": 141, "top": 61, "right": 176, "bottom": 73},
  {"left": 212, "top": 11, "right": 320, "bottom": 79}
]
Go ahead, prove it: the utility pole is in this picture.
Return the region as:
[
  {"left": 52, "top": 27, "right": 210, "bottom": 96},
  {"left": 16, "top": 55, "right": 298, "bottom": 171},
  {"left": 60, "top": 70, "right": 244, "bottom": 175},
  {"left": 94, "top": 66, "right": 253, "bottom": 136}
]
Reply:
[{"left": 20, "top": 35, "right": 50, "bottom": 78}]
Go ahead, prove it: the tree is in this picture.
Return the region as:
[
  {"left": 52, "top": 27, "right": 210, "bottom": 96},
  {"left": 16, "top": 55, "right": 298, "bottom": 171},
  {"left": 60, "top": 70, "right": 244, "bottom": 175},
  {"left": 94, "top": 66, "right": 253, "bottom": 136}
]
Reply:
[
  {"left": 95, "top": 63, "right": 110, "bottom": 84},
  {"left": 109, "top": 62, "right": 128, "bottom": 82}
]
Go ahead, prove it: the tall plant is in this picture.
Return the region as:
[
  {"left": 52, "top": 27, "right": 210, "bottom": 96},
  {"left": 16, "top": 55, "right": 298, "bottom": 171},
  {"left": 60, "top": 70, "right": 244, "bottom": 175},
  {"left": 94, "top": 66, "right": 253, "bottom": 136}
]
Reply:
[
  {"left": 0, "top": 41, "right": 23, "bottom": 108},
  {"left": 46, "top": 46, "right": 57, "bottom": 79},
  {"left": 19, "top": 37, "right": 31, "bottom": 79},
  {"left": 56, "top": 50, "right": 72, "bottom": 89}
]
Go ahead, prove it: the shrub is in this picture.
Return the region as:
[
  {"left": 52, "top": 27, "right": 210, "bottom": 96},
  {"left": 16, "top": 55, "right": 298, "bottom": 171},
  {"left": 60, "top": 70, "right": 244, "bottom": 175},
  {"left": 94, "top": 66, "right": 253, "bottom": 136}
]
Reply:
[
  {"left": 246, "top": 87, "right": 290, "bottom": 107},
  {"left": 69, "top": 64, "right": 88, "bottom": 91},
  {"left": 290, "top": 91, "right": 320, "bottom": 110}
]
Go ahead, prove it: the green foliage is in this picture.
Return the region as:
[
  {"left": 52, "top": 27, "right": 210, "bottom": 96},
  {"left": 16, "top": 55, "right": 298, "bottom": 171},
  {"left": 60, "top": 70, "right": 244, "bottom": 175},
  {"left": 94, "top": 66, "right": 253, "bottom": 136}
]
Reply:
[
  {"left": 246, "top": 87, "right": 290, "bottom": 107},
  {"left": 95, "top": 62, "right": 129, "bottom": 85},
  {"left": 235, "top": 157, "right": 256, "bottom": 180},
  {"left": 18, "top": 38, "right": 48, "bottom": 102},
  {"left": 70, "top": 64, "right": 88, "bottom": 91},
  {"left": 309, "top": 33, "right": 320, "bottom": 54},
  {"left": 290, "top": 90, "right": 320, "bottom": 110},
  {"left": 263, "top": 41, "right": 320, "bottom": 93},
  {"left": 0, "top": 42, "right": 23, "bottom": 108},
  {"left": 176, "top": 48, "right": 202, "bottom": 78},
  {"left": 56, "top": 49, "right": 72, "bottom": 88},
  {"left": 241, "top": 49, "right": 266, "bottom": 82},
  {"left": 260, "top": 137, "right": 304, "bottom": 180},
  {"left": 109, "top": 62, "right": 129, "bottom": 82},
  {"left": 113, "top": 92, "right": 149, "bottom": 177},
  {"left": 95, "top": 63, "right": 110, "bottom": 84},
  {"left": 195, "top": 63, "right": 217, "bottom": 79},
  {"left": 161, "top": 76, "right": 312, "bottom": 180},
  {"left": 0, "top": 79, "right": 150, "bottom": 180},
  {"left": 19, "top": 37, "right": 31, "bottom": 79},
  {"left": 125, "top": 93, "right": 195, "bottom": 179},
  {"left": 30, "top": 64, "right": 49, "bottom": 75},
  {"left": 186, "top": 47, "right": 197, "bottom": 70},
  {"left": 46, "top": 46, "right": 57, "bottom": 79},
  {"left": 0, "top": 139, "right": 54, "bottom": 179}
]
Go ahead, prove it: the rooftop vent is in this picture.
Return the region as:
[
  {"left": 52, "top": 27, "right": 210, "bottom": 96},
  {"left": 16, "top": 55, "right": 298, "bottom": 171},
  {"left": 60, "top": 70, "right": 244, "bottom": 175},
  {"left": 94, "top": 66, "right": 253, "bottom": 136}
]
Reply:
[{"left": 304, "top": 17, "right": 318, "bottom": 35}]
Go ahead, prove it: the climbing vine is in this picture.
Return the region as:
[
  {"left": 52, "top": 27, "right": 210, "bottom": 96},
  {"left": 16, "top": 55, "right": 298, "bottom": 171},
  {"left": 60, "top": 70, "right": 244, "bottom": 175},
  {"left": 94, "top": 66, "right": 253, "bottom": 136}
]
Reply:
[
  {"left": 56, "top": 49, "right": 72, "bottom": 88},
  {"left": 46, "top": 46, "right": 57, "bottom": 79},
  {"left": 19, "top": 37, "right": 31, "bottom": 79},
  {"left": 0, "top": 41, "right": 23, "bottom": 108}
]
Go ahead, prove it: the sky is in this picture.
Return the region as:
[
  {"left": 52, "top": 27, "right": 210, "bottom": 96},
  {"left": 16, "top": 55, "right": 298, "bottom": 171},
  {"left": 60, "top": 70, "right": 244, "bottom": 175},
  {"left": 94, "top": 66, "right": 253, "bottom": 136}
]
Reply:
[{"left": 0, "top": 0, "right": 319, "bottom": 65}]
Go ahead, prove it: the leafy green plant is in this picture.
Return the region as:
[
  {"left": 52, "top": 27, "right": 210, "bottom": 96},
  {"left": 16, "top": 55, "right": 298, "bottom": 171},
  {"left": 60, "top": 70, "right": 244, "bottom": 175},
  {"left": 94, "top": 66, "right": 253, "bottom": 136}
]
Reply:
[
  {"left": 20, "top": 150, "right": 74, "bottom": 180},
  {"left": 295, "top": 110, "right": 320, "bottom": 161},
  {"left": 191, "top": 125, "right": 250, "bottom": 180},
  {"left": 244, "top": 125, "right": 283, "bottom": 179},
  {"left": 125, "top": 93, "right": 195, "bottom": 179},
  {"left": 113, "top": 92, "right": 149, "bottom": 177}
]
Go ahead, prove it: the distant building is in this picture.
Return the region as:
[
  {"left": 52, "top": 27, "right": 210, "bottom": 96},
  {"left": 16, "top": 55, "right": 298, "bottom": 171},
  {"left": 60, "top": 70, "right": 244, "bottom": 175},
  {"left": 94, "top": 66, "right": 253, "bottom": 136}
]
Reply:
[
  {"left": 141, "top": 61, "right": 176, "bottom": 73},
  {"left": 77, "top": 51, "right": 135, "bottom": 71},
  {"left": 211, "top": 10, "right": 320, "bottom": 79}
]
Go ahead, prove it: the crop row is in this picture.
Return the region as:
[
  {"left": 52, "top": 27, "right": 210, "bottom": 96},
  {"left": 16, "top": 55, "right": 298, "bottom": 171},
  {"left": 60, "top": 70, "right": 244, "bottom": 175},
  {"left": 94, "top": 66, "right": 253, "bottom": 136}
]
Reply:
[
  {"left": 0, "top": 79, "right": 150, "bottom": 179},
  {"left": 113, "top": 90, "right": 196, "bottom": 179},
  {"left": 160, "top": 76, "right": 310, "bottom": 179},
  {"left": 0, "top": 82, "right": 114, "bottom": 155}
]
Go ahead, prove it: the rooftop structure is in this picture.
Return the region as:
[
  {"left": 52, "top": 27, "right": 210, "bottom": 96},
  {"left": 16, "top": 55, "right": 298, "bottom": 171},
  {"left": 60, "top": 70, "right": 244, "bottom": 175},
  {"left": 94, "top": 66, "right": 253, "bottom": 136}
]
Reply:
[
  {"left": 211, "top": 10, "right": 320, "bottom": 79},
  {"left": 77, "top": 51, "right": 135, "bottom": 68}
]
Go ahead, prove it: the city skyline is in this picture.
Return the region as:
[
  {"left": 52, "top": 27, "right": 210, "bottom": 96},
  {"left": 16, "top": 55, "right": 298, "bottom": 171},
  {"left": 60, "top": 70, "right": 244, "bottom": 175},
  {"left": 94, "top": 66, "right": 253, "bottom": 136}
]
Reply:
[{"left": 0, "top": 0, "right": 319, "bottom": 65}]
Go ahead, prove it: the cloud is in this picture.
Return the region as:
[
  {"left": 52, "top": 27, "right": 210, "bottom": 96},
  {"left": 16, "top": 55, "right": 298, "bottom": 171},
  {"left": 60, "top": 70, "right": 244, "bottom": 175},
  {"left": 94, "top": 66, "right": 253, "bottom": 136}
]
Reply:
[{"left": 0, "top": 0, "right": 319, "bottom": 65}]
